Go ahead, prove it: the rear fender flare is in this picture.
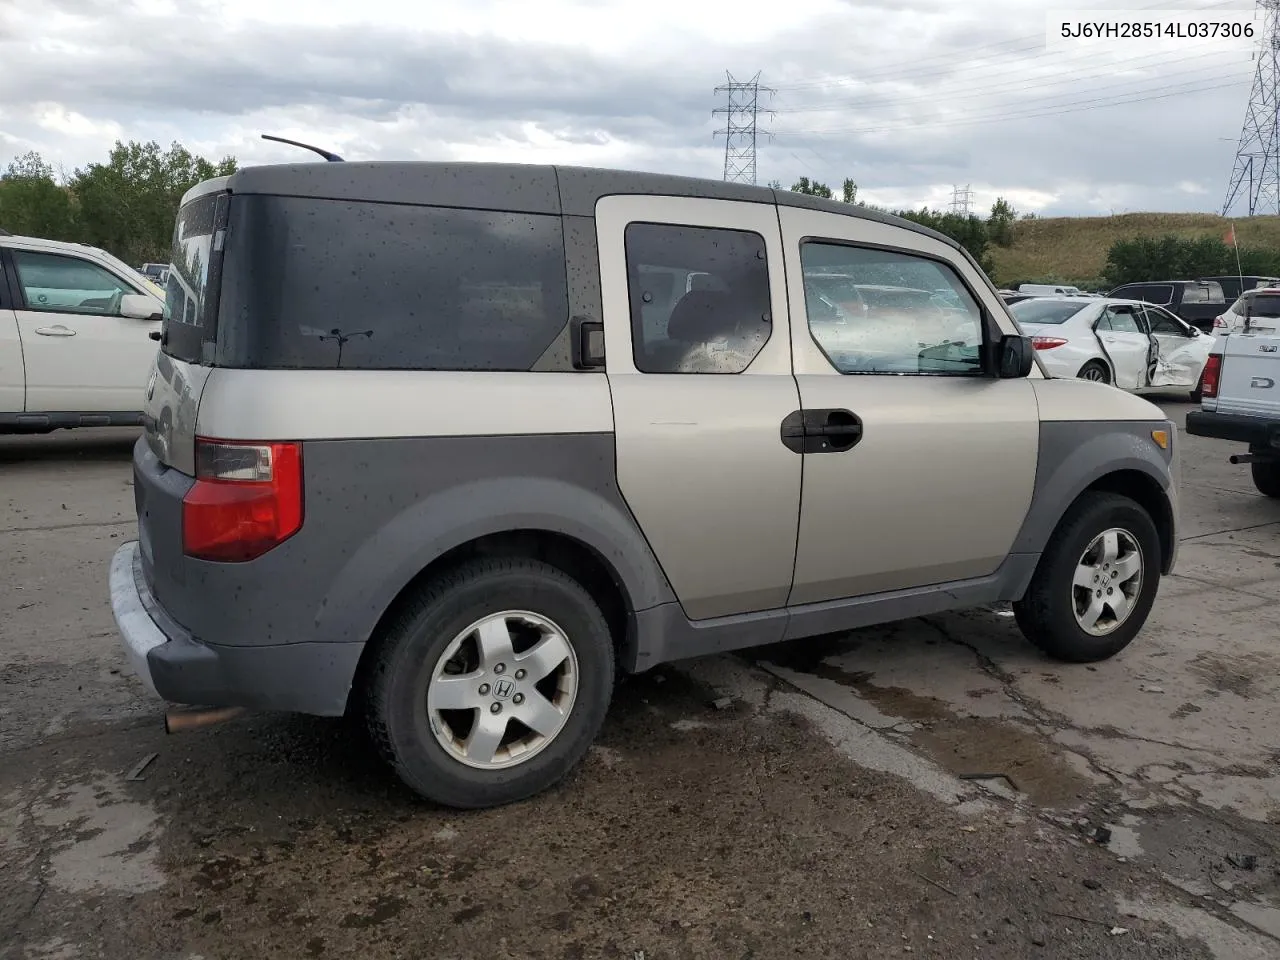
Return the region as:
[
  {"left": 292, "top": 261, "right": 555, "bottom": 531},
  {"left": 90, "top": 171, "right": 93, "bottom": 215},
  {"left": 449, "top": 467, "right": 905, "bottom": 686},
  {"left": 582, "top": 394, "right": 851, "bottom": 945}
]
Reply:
[{"left": 312, "top": 477, "right": 675, "bottom": 648}]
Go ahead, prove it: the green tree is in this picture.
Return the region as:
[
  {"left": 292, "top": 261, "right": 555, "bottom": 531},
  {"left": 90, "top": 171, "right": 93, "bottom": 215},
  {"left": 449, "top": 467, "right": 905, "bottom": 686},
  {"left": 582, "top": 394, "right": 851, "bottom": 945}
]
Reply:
[
  {"left": 987, "top": 197, "right": 1017, "bottom": 247},
  {"left": 1102, "top": 234, "right": 1280, "bottom": 287},
  {"left": 842, "top": 178, "right": 857, "bottom": 204},
  {"left": 0, "top": 152, "right": 77, "bottom": 240},
  {"left": 789, "top": 176, "right": 833, "bottom": 199},
  {"left": 894, "top": 207, "right": 995, "bottom": 275},
  {"left": 70, "top": 140, "right": 237, "bottom": 265}
]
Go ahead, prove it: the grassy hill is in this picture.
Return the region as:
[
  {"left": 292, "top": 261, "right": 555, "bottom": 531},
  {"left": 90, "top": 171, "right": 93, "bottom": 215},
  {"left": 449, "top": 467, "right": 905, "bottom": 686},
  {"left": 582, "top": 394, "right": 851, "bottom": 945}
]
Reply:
[{"left": 988, "top": 212, "right": 1280, "bottom": 289}]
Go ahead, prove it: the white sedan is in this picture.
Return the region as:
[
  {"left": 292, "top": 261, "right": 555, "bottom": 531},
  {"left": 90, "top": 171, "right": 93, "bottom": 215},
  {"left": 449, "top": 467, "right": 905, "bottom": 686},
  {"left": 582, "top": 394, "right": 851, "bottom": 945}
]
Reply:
[{"left": 1009, "top": 297, "right": 1212, "bottom": 395}]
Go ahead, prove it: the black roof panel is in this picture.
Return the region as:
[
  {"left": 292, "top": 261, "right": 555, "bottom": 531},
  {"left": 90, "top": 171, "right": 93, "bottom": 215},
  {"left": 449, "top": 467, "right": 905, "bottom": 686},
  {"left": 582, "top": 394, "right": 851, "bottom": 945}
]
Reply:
[
  {"left": 223, "top": 160, "right": 956, "bottom": 247},
  {"left": 226, "top": 161, "right": 562, "bottom": 214},
  {"left": 555, "top": 164, "right": 774, "bottom": 214}
]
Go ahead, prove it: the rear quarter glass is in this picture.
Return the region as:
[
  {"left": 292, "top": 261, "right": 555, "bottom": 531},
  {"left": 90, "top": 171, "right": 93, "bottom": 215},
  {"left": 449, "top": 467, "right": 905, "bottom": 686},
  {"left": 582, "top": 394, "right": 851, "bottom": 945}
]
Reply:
[
  {"left": 162, "top": 191, "right": 225, "bottom": 365},
  {"left": 214, "top": 195, "right": 572, "bottom": 372}
]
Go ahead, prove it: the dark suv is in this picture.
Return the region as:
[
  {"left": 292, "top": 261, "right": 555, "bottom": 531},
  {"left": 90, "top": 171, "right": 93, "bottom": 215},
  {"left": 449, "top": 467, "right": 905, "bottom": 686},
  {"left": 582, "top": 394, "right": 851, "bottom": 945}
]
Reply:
[{"left": 1106, "top": 280, "right": 1226, "bottom": 333}]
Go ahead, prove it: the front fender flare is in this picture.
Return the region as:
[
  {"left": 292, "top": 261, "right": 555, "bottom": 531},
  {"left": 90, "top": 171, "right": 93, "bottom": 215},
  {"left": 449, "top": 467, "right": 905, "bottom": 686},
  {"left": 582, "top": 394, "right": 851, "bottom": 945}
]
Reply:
[{"left": 1010, "top": 421, "right": 1174, "bottom": 562}]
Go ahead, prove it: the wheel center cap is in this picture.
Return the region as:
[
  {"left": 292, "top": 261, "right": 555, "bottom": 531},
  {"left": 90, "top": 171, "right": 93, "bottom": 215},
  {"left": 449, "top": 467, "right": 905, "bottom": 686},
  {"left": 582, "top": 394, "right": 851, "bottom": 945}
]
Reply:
[{"left": 492, "top": 678, "right": 515, "bottom": 701}]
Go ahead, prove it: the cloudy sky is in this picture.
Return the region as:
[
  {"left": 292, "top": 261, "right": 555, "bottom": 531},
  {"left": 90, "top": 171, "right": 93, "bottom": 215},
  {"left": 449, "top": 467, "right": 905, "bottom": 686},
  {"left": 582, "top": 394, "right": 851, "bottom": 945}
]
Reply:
[{"left": 0, "top": 0, "right": 1266, "bottom": 216}]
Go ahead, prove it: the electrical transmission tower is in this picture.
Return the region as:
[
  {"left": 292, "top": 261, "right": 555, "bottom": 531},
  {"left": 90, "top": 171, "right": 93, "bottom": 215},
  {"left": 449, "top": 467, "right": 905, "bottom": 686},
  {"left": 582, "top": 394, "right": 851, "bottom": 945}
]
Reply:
[
  {"left": 713, "top": 72, "right": 774, "bottom": 185},
  {"left": 1222, "top": 0, "right": 1280, "bottom": 216},
  {"left": 949, "top": 184, "right": 974, "bottom": 216}
]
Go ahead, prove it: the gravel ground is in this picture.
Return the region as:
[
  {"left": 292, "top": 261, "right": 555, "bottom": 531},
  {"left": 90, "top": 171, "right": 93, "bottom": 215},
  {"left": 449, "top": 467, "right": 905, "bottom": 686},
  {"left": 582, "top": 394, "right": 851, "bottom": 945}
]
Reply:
[{"left": 1, "top": 398, "right": 1278, "bottom": 960}]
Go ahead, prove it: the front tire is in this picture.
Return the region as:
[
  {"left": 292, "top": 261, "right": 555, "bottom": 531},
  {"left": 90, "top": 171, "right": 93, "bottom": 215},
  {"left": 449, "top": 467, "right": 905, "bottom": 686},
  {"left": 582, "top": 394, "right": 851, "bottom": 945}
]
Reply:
[
  {"left": 1077, "top": 360, "right": 1111, "bottom": 384},
  {"left": 1252, "top": 460, "right": 1280, "bottom": 498},
  {"left": 365, "top": 558, "right": 615, "bottom": 809},
  {"left": 1013, "top": 492, "right": 1161, "bottom": 663}
]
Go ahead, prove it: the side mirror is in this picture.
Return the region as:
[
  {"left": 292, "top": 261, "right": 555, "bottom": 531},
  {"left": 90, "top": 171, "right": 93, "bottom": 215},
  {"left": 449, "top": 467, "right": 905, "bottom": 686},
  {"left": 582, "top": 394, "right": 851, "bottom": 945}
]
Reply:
[
  {"left": 120, "top": 294, "right": 163, "bottom": 321},
  {"left": 998, "top": 333, "right": 1034, "bottom": 378}
]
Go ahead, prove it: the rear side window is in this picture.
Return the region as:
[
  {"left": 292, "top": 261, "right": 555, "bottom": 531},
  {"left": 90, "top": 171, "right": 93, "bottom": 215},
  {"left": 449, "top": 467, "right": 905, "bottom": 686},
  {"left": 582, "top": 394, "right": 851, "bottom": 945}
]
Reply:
[
  {"left": 163, "top": 191, "right": 224, "bottom": 364},
  {"left": 1134, "top": 284, "right": 1173, "bottom": 305},
  {"left": 216, "top": 196, "right": 570, "bottom": 371},
  {"left": 623, "top": 222, "right": 772, "bottom": 374},
  {"left": 1100, "top": 305, "right": 1143, "bottom": 334}
]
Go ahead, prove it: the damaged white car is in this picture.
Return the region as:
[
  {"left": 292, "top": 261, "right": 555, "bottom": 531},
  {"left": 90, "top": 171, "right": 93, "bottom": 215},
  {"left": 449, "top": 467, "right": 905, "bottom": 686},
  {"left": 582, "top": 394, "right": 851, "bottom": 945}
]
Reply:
[{"left": 1010, "top": 297, "right": 1212, "bottom": 396}]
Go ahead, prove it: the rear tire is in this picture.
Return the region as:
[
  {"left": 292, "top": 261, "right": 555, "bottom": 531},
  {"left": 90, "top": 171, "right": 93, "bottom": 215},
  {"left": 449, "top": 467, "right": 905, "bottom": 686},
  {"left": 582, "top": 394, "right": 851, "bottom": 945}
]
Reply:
[
  {"left": 1252, "top": 460, "right": 1280, "bottom": 498},
  {"left": 1013, "top": 492, "right": 1161, "bottom": 663},
  {"left": 365, "top": 558, "right": 615, "bottom": 809},
  {"left": 1077, "top": 360, "right": 1111, "bottom": 384}
]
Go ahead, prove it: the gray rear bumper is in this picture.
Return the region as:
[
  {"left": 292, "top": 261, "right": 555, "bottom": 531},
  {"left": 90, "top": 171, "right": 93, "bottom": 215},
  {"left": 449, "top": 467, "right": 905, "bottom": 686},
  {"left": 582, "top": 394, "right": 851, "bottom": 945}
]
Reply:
[
  {"left": 108, "top": 540, "right": 363, "bottom": 716},
  {"left": 109, "top": 541, "right": 166, "bottom": 696}
]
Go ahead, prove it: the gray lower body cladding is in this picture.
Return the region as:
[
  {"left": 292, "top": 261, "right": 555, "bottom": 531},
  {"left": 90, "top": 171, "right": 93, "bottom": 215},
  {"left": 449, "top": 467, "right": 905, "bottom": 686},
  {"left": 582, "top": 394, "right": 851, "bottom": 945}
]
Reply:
[
  {"left": 130, "top": 430, "right": 679, "bottom": 712},
  {"left": 125, "top": 418, "right": 1176, "bottom": 715}
]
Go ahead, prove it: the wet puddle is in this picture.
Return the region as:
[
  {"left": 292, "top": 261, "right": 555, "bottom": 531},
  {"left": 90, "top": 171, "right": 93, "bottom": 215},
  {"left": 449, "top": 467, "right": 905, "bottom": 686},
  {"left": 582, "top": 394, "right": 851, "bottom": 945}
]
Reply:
[{"left": 800, "top": 662, "right": 1099, "bottom": 809}]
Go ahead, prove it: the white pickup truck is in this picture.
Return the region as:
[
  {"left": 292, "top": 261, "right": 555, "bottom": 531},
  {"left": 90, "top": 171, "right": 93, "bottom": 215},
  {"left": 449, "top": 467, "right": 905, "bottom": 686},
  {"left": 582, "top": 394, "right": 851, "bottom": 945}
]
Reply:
[
  {"left": 1186, "top": 323, "right": 1280, "bottom": 497},
  {"left": 1, "top": 234, "right": 166, "bottom": 433}
]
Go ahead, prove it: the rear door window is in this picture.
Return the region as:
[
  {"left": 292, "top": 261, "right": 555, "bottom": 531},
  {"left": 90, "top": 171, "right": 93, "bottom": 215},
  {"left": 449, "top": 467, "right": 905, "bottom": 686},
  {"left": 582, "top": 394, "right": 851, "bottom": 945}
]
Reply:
[
  {"left": 623, "top": 222, "right": 772, "bottom": 374},
  {"left": 216, "top": 196, "right": 570, "bottom": 371},
  {"left": 1102, "top": 305, "right": 1144, "bottom": 333}
]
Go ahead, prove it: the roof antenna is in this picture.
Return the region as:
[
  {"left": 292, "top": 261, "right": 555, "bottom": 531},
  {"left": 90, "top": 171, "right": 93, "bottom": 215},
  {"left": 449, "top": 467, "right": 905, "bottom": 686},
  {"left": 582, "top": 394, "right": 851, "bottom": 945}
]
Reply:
[{"left": 260, "top": 134, "right": 344, "bottom": 162}]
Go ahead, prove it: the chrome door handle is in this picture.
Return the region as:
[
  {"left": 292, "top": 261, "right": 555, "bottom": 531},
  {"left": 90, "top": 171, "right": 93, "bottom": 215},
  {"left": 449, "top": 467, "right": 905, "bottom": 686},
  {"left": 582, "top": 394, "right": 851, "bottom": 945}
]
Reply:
[{"left": 34, "top": 326, "right": 76, "bottom": 337}]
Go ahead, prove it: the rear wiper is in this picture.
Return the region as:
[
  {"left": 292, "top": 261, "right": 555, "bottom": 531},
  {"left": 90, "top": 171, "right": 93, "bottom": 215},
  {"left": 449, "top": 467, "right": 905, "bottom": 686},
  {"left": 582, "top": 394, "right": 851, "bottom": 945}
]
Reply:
[{"left": 260, "top": 134, "right": 344, "bottom": 162}]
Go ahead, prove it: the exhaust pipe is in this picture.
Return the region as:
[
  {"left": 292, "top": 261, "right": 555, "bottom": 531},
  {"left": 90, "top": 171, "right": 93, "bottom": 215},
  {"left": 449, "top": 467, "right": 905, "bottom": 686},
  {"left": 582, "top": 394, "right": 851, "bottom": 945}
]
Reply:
[{"left": 164, "top": 705, "right": 246, "bottom": 734}]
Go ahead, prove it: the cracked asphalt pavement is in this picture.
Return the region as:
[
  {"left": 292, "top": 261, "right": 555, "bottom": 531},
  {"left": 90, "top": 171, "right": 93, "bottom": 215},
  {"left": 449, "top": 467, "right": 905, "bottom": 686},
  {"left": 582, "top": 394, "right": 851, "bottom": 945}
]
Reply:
[{"left": 3, "top": 399, "right": 1280, "bottom": 960}]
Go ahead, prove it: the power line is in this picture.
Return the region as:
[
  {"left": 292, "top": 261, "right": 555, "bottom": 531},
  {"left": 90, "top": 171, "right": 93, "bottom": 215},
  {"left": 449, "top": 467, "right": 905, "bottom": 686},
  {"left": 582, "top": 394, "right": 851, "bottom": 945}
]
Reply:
[
  {"left": 775, "top": 46, "right": 1234, "bottom": 116},
  {"left": 713, "top": 71, "right": 774, "bottom": 185},
  {"left": 773, "top": 76, "right": 1249, "bottom": 138},
  {"left": 949, "top": 184, "right": 974, "bottom": 215},
  {"left": 1223, "top": 0, "right": 1280, "bottom": 215}
]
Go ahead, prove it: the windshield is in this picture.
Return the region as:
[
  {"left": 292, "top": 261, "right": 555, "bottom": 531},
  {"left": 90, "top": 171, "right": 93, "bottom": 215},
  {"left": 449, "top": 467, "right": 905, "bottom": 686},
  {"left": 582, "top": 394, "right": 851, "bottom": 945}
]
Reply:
[{"left": 1009, "top": 299, "right": 1089, "bottom": 324}]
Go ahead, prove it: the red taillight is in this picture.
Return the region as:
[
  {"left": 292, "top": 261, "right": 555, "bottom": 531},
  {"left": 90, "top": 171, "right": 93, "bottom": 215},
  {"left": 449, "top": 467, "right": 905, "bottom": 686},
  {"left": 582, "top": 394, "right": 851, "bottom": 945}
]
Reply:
[
  {"left": 1199, "top": 354, "right": 1222, "bottom": 400},
  {"left": 182, "top": 439, "right": 303, "bottom": 562},
  {"left": 1214, "top": 315, "right": 1228, "bottom": 329},
  {"left": 1031, "top": 336, "right": 1069, "bottom": 350}
]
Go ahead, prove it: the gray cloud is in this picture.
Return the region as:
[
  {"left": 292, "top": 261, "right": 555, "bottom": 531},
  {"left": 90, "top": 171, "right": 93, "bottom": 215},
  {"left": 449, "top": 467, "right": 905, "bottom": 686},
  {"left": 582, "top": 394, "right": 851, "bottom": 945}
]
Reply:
[{"left": 0, "top": 0, "right": 1262, "bottom": 215}]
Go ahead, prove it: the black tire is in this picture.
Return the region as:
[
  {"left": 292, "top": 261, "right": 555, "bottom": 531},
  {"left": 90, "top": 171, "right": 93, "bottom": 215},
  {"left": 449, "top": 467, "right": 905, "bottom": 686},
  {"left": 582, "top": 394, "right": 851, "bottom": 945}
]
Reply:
[
  {"left": 1077, "top": 360, "right": 1111, "bottom": 384},
  {"left": 1012, "top": 492, "right": 1161, "bottom": 663},
  {"left": 365, "top": 557, "right": 615, "bottom": 809},
  {"left": 1252, "top": 460, "right": 1280, "bottom": 498}
]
